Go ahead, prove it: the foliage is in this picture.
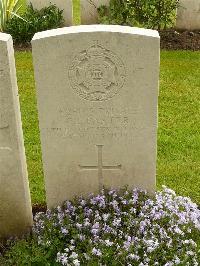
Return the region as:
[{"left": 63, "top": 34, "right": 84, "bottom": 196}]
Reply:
[
  {"left": 2, "top": 187, "right": 200, "bottom": 265},
  {"left": 0, "top": 0, "right": 22, "bottom": 31},
  {"left": 5, "top": 4, "right": 64, "bottom": 44},
  {"left": 98, "top": 0, "right": 136, "bottom": 26},
  {"left": 98, "top": 0, "right": 180, "bottom": 30}
]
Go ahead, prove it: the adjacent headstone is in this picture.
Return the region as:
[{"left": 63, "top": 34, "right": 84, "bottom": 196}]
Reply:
[
  {"left": 0, "top": 33, "right": 33, "bottom": 238},
  {"left": 176, "top": 0, "right": 200, "bottom": 30},
  {"left": 32, "top": 25, "right": 160, "bottom": 208},
  {"left": 80, "top": 0, "right": 109, "bottom": 24},
  {"left": 27, "top": 0, "right": 73, "bottom": 26}
]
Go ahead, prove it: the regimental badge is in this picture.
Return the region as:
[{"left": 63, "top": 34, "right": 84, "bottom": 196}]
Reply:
[{"left": 69, "top": 43, "right": 126, "bottom": 101}]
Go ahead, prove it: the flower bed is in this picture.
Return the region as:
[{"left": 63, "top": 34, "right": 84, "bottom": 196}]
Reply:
[{"left": 1, "top": 187, "right": 200, "bottom": 265}]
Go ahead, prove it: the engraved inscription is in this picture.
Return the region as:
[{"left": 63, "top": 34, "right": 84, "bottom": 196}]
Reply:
[
  {"left": 0, "top": 87, "right": 9, "bottom": 129},
  {"left": 0, "top": 86, "right": 11, "bottom": 150},
  {"left": 43, "top": 106, "right": 141, "bottom": 141},
  {"left": 0, "top": 105, "right": 11, "bottom": 149},
  {"left": 0, "top": 147, "right": 12, "bottom": 151},
  {"left": 79, "top": 145, "right": 121, "bottom": 191},
  {"left": 69, "top": 43, "right": 126, "bottom": 101},
  {"left": 0, "top": 104, "right": 9, "bottom": 129},
  {"left": 42, "top": 105, "right": 156, "bottom": 142},
  {"left": 0, "top": 113, "right": 9, "bottom": 129}
]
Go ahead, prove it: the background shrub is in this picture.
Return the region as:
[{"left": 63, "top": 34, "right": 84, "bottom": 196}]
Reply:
[
  {"left": 98, "top": 0, "right": 180, "bottom": 30},
  {"left": 98, "top": 0, "right": 136, "bottom": 26},
  {"left": 5, "top": 4, "right": 64, "bottom": 44}
]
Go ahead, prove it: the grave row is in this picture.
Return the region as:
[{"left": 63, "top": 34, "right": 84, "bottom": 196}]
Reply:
[
  {"left": 0, "top": 25, "right": 160, "bottom": 238},
  {"left": 27, "top": 0, "right": 200, "bottom": 30},
  {"left": 27, "top": 0, "right": 110, "bottom": 26}
]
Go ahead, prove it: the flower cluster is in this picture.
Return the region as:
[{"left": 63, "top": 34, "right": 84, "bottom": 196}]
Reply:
[{"left": 33, "top": 186, "right": 200, "bottom": 265}]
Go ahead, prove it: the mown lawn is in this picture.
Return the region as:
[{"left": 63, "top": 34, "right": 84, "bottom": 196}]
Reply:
[
  {"left": 157, "top": 51, "right": 200, "bottom": 203},
  {"left": 15, "top": 50, "right": 200, "bottom": 205}
]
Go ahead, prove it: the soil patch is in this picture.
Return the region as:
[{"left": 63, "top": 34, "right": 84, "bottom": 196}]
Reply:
[
  {"left": 32, "top": 204, "right": 47, "bottom": 216},
  {"left": 14, "top": 43, "right": 31, "bottom": 52},
  {"left": 159, "top": 29, "right": 200, "bottom": 51}
]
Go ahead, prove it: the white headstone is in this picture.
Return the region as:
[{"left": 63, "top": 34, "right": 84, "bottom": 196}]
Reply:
[
  {"left": 176, "top": 0, "right": 200, "bottom": 30},
  {"left": 80, "top": 0, "right": 109, "bottom": 24},
  {"left": 32, "top": 25, "right": 160, "bottom": 209},
  {"left": 0, "top": 33, "right": 33, "bottom": 238},
  {"left": 27, "top": 0, "right": 73, "bottom": 26}
]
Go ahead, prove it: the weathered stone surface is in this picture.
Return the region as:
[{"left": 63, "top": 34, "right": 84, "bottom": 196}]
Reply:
[
  {"left": 32, "top": 25, "right": 160, "bottom": 208},
  {"left": 27, "top": 0, "right": 73, "bottom": 26},
  {"left": 0, "top": 33, "right": 32, "bottom": 238},
  {"left": 80, "top": 0, "right": 109, "bottom": 24},
  {"left": 176, "top": 0, "right": 200, "bottom": 30}
]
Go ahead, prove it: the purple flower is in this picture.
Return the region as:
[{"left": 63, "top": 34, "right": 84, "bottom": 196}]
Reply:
[{"left": 92, "top": 247, "right": 102, "bottom": 256}]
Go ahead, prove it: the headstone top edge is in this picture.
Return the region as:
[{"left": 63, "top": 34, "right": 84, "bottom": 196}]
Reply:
[
  {"left": 0, "top": 32, "right": 12, "bottom": 42},
  {"left": 32, "top": 25, "right": 160, "bottom": 42}
]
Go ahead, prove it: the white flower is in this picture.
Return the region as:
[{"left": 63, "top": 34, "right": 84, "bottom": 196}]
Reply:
[
  {"left": 84, "top": 253, "right": 90, "bottom": 260},
  {"left": 69, "top": 252, "right": 78, "bottom": 259},
  {"left": 105, "top": 239, "right": 113, "bottom": 246},
  {"left": 174, "top": 226, "right": 184, "bottom": 235},
  {"left": 164, "top": 263, "right": 173, "bottom": 266},
  {"left": 174, "top": 256, "right": 180, "bottom": 264},
  {"left": 61, "top": 228, "right": 68, "bottom": 235},
  {"left": 92, "top": 247, "right": 102, "bottom": 256},
  {"left": 73, "top": 259, "right": 80, "bottom": 266},
  {"left": 102, "top": 213, "right": 110, "bottom": 221},
  {"left": 128, "top": 254, "right": 139, "bottom": 261},
  {"left": 113, "top": 218, "right": 121, "bottom": 227},
  {"left": 80, "top": 199, "right": 86, "bottom": 206},
  {"left": 186, "top": 250, "right": 194, "bottom": 256},
  {"left": 147, "top": 246, "right": 155, "bottom": 253}
]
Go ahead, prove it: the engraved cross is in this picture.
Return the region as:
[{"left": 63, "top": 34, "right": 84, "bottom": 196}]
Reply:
[{"left": 79, "top": 145, "right": 121, "bottom": 191}]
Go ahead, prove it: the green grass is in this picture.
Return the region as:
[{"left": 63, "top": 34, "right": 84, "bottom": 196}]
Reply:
[
  {"left": 157, "top": 51, "right": 200, "bottom": 204},
  {"left": 15, "top": 50, "right": 200, "bottom": 205},
  {"left": 73, "top": 0, "right": 80, "bottom": 25},
  {"left": 15, "top": 52, "right": 45, "bottom": 204}
]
